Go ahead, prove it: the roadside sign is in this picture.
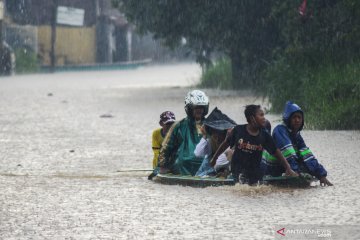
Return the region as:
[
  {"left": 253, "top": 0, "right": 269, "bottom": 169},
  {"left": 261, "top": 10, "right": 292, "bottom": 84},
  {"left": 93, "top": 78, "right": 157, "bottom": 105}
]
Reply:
[{"left": 57, "top": 6, "right": 84, "bottom": 27}]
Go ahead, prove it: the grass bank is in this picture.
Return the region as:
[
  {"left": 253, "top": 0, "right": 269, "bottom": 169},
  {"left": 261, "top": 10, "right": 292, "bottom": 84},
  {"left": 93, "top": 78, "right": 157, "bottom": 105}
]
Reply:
[
  {"left": 200, "top": 58, "right": 360, "bottom": 130},
  {"left": 263, "top": 60, "right": 360, "bottom": 130},
  {"left": 199, "top": 58, "right": 233, "bottom": 89}
]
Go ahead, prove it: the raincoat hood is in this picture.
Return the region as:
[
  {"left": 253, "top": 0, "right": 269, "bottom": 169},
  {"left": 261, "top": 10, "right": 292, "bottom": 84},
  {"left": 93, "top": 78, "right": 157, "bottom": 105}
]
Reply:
[
  {"left": 282, "top": 101, "right": 304, "bottom": 131},
  {"left": 203, "top": 107, "right": 237, "bottom": 130}
]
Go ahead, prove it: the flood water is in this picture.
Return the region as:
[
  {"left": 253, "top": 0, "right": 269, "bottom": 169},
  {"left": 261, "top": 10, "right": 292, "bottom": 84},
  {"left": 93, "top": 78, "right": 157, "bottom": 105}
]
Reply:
[{"left": 0, "top": 63, "right": 359, "bottom": 239}]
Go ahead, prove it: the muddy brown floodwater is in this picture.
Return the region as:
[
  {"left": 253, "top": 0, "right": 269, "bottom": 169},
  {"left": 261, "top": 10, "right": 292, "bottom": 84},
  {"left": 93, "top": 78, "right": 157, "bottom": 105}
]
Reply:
[{"left": 0, "top": 63, "right": 359, "bottom": 239}]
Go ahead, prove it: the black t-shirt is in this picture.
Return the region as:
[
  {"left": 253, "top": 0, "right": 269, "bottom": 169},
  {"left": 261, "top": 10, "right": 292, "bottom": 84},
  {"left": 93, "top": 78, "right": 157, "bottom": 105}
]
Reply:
[{"left": 227, "top": 124, "right": 277, "bottom": 174}]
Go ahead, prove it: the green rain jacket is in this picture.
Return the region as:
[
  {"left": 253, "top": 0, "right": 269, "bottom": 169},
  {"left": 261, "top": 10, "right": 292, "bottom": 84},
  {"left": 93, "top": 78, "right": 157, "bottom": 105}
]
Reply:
[{"left": 158, "top": 117, "right": 203, "bottom": 176}]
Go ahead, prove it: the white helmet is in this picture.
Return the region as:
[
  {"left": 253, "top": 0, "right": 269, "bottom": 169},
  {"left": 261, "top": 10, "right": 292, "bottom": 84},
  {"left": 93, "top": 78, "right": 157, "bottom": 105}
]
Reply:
[{"left": 184, "top": 90, "right": 209, "bottom": 116}]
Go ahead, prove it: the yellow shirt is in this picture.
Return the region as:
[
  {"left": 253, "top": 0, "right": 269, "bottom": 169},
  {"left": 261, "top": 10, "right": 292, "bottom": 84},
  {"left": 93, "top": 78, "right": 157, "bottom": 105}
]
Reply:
[{"left": 152, "top": 128, "right": 164, "bottom": 168}]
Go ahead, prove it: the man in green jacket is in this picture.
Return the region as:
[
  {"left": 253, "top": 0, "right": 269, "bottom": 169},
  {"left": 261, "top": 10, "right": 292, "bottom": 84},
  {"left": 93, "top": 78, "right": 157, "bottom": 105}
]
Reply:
[{"left": 158, "top": 90, "right": 209, "bottom": 176}]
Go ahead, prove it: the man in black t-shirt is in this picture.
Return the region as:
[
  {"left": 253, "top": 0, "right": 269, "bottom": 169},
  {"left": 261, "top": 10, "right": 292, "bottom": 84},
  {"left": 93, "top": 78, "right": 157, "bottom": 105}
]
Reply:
[{"left": 210, "top": 105, "right": 297, "bottom": 185}]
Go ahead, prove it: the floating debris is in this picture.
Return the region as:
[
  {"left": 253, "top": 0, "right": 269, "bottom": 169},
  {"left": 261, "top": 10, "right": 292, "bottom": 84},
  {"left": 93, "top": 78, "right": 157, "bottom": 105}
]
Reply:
[{"left": 100, "top": 114, "right": 114, "bottom": 118}]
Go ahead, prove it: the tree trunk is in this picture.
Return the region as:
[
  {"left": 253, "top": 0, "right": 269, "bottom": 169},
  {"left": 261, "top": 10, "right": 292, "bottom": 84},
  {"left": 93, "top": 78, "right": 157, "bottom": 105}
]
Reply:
[
  {"left": 230, "top": 52, "right": 243, "bottom": 89},
  {"left": 50, "top": 0, "right": 58, "bottom": 73}
]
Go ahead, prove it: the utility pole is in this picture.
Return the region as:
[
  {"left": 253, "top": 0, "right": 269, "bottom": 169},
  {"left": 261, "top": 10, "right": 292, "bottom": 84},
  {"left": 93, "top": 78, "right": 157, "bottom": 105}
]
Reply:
[
  {"left": 50, "top": 0, "right": 58, "bottom": 72},
  {"left": 0, "top": 0, "right": 14, "bottom": 76},
  {"left": 0, "top": 0, "right": 4, "bottom": 48},
  {"left": 0, "top": 0, "right": 6, "bottom": 75}
]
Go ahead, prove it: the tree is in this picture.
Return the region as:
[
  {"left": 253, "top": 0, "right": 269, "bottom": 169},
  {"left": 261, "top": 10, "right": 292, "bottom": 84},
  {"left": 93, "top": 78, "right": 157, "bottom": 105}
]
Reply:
[
  {"left": 114, "top": 0, "right": 281, "bottom": 88},
  {"left": 115, "top": 0, "right": 360, "bottom": 89},
  {"left": 272, "top": 0, "right": 360, "bottom": 65}
]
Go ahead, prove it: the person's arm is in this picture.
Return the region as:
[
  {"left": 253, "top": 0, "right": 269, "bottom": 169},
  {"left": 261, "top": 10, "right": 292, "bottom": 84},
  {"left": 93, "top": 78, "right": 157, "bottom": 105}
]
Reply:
[
  {"left": 152, "top": 130, "right": 161, "bottom": 168},
  {"left": 194, "top": 137, "right": 211, "bottom": 158},
  {"left": 272, "top": 125, "right": 300, "bottom": 172},
  {"left": 224, "top": 148, "right": 234, "bottom": 161},
  {"left": 215, "top": 152, "right": 229, "bottom": 166},
  {"left": 297, "top": 134, "right": 332, "bottom": 185},
  {"left": 210, "top": 140, "right": 230, "bottom": 167},
  {"left": 158, "top": 122, "right": 179, "bottom": 169},
  {"left": 210, "top": 127, "right": 234, "bottom": 166},
  {"left": 194, "top": 125, "right": 211, "bottom": 157},
  {"left": 273, "top": 149, "right": 298, "bottom": 176},
  {"left": 264, "top": 129, "right": 298, "bottom": 176}
]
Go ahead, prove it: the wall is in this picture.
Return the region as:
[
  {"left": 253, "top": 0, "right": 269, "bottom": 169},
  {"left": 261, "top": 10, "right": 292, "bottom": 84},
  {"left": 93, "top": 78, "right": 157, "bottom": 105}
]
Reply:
[{"left": 37, "top": 26, "right": 96, "bottom": 65}]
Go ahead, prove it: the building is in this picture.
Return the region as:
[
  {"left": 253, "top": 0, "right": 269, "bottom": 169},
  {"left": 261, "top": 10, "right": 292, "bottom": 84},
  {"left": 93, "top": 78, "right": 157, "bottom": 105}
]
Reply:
[{"left": 4, "top": 0, "right": 132, "bottom": 67}]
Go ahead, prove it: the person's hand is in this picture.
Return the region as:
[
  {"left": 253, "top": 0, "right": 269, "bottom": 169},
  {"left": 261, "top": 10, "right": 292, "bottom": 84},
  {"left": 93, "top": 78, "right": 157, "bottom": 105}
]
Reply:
[
  {"left": 224, "top": 148, "right": 234, "bottom": 161},
  {"left": 200, "top": 125, "right": 207, "bottom": 138},
  {"left": 285, "top": 168, "right": 299, "bottom": 177},
  {"left": 320, "top": 176, "right": 333, "bottom": 186}
]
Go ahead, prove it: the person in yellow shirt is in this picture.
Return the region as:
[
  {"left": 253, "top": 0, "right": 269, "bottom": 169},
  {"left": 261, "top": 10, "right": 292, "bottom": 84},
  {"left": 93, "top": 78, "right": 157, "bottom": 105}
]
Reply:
[{"left": 152, "top": 111, "right": 176, "bottom": 169}]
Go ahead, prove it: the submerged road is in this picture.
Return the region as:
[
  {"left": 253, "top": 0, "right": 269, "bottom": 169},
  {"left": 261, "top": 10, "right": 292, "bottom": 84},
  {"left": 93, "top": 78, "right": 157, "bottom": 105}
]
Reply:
[{"left": 0, "top": 63, "right": 359, "bottom": 239}]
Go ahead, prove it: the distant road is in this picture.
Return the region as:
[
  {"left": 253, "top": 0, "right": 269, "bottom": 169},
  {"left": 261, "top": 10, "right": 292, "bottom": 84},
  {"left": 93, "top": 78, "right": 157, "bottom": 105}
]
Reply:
[{"left": 1, "top": 63, "right": 202, "bottom": 89}]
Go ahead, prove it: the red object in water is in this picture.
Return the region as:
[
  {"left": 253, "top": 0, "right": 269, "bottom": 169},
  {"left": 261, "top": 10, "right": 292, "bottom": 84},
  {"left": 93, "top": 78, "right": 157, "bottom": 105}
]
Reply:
[{"left": 298, "top": 0, "right": 307, "bottom": 16}]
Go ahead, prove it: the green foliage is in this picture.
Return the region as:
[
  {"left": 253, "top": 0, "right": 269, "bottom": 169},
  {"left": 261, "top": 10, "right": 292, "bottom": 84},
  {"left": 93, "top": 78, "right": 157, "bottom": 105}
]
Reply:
[
  {"left": 272, "top": 0, "right": 360, "bottom": 65},
  {"left": 305, "top": 62, "right": 360, "bottom": 130},
  {"left": 259, "top": 0, "right": 360, "bottom": 129},
  {"left": 116, "top": 0, "right": 360, "bottom": 129},
  {"left": 199, "top": 58, "right": 232, "bottom": 89},
  {"left": 15, "top": 48, "right": 39, "bottom": 74},
  {"left": 263, "top": 59, "right": 360, "bottom": 130},
  {"left": 116, "top": 0, "right": 279, "bottom": 85}
]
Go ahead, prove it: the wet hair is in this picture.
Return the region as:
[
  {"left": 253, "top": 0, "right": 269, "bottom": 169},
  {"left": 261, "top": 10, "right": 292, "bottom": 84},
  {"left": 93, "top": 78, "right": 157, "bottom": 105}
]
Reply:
[
  {"left": 244, "top": 105, "right": 261, "bottom": 123},
  {"left": 205, "top": 125, "right": 226, "bottom": 137}
]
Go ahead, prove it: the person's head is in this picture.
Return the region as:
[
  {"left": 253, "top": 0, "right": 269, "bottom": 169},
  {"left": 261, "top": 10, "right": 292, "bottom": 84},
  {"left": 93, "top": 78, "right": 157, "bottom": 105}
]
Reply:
[
  {"left": 207, "top": 127, "right": 227, "bottom": 153},
  {"left": 290, "top": 112, "right": 303, "bottom": 132},
  {"left": 184, "top": 90, "right": 209, "bottom": 121},
  {"left": 282, "top": 101, "right": 304, "bottom": 132},
  {"left": 244, "top": 105, "right": 267, "bottom": 129},
  {"left": 210, "top": 128, "right": 227, "bottom": 142},
  {"left": 204, "top": 107, "right": 237, "bottom": 149},
  {"left": 159, "top": 111, "right": 176, "bottom": 134}
]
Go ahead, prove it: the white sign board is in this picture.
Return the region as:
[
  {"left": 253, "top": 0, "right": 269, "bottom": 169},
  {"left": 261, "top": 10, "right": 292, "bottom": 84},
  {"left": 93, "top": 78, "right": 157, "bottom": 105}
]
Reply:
[
  {"left": 0, "top": 2, "right": 4, "bottom": 20},
  {"left": 57, "top": 6, "right": 85, "bottom": 26}
]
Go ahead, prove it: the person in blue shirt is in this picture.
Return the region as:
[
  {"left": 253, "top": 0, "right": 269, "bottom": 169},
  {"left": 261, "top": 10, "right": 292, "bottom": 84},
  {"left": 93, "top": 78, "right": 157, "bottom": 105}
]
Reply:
[{"left": 270, "top": 101, "right": 333, "bottom": 186}]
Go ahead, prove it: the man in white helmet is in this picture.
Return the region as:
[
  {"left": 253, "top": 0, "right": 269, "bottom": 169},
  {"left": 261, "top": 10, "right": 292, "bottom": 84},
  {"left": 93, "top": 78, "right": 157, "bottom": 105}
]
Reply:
[{"left": 158, "top": 90, "right": 209, "bottom": 176}]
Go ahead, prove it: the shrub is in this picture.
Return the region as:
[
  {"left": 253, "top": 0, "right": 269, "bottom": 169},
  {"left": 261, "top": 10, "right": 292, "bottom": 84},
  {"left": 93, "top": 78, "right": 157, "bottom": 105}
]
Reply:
[
  {"left": 263, "top": 59, "right": 360, "bottom": 130},
  {"left": 14, "top": 48, "right": 39, "bottom": 74},
  {"left": 199, "top": 58, "right": 233, "bottom": 89}
]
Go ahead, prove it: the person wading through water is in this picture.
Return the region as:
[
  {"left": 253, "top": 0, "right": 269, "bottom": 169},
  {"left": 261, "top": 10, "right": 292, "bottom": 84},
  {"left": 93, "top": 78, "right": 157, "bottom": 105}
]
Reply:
[
  {"left": 210, "top": 105, "right": 298, "bottom": 185},
  {"left": 157, "top": 90, "right": 209, "bottom": 176},
  {"left": 148, "top": 111, "right": 176, "bottom": 180},
  {"left": 270, "top": 101, "right": 333, "bottom": 186},
  {"left": 194, "top": 107, "right": 236, "bottom": 177}
]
